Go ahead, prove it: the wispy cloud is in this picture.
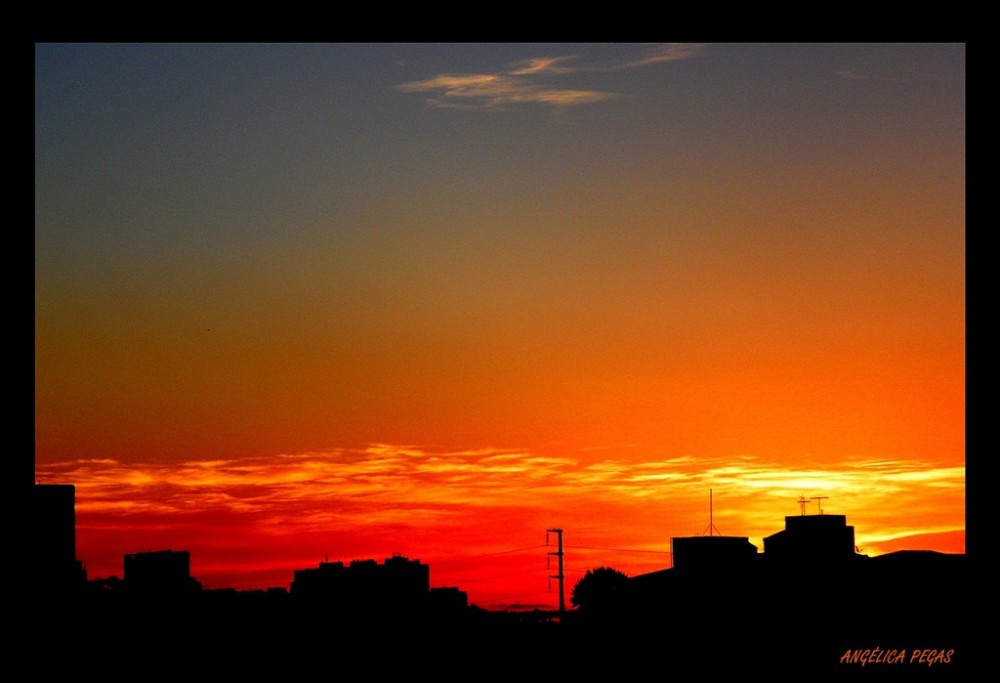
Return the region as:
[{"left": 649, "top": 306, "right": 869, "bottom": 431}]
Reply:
[
  {"left": 620, "top": 43, "right": 707, "bottom": 68},
  {"left": 396, "top": 71, "right": 615, "bottom": 110},
  {"left": 508, "top": 56, "right": 578, "bottom": 76},
  {"left": 396, "top": 44, "right": 705, "bottom": 111},
  {"left": 37, "top": 447, "right": 964, "bottom": 530}
]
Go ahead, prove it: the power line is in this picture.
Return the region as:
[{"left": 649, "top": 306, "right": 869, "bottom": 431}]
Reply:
[
  {"left": 428, "top": 540, "right": 669, "bottom": 602},
  {"left": 440, "top": 566, "right": 550, "bottom": 585},
  {"left": 565, "top": 544, "right": 671, "bottom": 555},
  {"left": 484, "top": 589, "right": 555, "bottom": 603},
  {"left": 431, "top": 544, "right": 548, "bottom": 566}
]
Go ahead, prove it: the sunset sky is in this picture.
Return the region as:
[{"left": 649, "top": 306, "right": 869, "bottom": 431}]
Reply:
[{"left": 35, "top": 43, "right": 965, "bottom": 609}]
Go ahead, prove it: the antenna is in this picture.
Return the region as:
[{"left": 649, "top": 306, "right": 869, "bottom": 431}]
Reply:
[
  {"left": 702, "top": 488, "right": 722, "bottom": 536},
  {"left": 796, "top": 496, "right": 810, "bottom": 515},
  {"left": 813, "top": 496, "right": 828, "bottom": 515}
]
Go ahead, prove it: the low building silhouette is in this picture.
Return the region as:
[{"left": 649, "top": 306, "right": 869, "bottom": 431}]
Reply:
[
  {"left": 763, "top": 513, "right": 856, "bottom": 561},
  {"left": 671, "top": 535, "right": 758, "bottom": 574},
  {"left": 291, "top": 553, "right": 430, "bottom": 614},
  {"left": 429, "top": 586, "right": 469, "bottom": 611},
  {"left": 123, "top": 550, "right": 201, "bottom": 594}
]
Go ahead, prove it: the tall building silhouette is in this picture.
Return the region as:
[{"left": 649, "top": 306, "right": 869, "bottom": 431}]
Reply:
[{"left": 32, "top": 484, "right": 86, "bottom": 594}]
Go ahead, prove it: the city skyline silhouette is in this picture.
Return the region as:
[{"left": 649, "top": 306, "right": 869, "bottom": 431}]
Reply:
[
  {"left": 30, "top": 481, "right": 968, "bottom": 676},
  {"left": 31, "top": 481, "right": 966, "bottom": 596}
]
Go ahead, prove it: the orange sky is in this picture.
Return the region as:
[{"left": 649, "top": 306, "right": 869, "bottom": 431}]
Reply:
[{"left": 34, "top": 44, "right": 965, "bottom": 609}]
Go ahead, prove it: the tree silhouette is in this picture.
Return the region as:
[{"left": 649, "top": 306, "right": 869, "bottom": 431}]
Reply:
[{"left": 570, "top": 566, "right": 629, "bottom": 612}]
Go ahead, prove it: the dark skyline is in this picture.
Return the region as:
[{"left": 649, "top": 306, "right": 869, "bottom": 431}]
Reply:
[
  {"left": 29, "top": 481, "right": 967, "bottom": 677},
  {"left": 32, "top": 482, "right": 964, "bottom": 601}
]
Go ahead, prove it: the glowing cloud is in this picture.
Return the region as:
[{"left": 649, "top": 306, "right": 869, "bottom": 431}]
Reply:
[
  {"left": 395, "top": 44, "right": 704, "bottom": 111},
  {"left": 508, "top": 56, "right": 578, "bottom": 76},
  {"left": 621, "top": 43, "right": 707, "bottom": 68},
  {"left": 396, "top": 71, "right": 615, "bottom": 110}
]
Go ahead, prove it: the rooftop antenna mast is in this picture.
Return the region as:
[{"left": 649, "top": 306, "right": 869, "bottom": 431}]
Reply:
[
  {"left": 796, "top": 496, "right": 810, "bottom": 515},
  {"left": 702, "top": 488, "right": 722, "bottom": 536},
  {"left": 812, "top": 496, "right": 828, "bottom": 515}
]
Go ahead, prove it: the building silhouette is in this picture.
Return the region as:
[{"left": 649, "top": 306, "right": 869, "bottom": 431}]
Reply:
[
  {"left": 32, "top": 484, "right": 87, "bottom": 594},
  {"left": 763, "top": 512, "right": 856, "bottom": 561},
  {"left": 291, "top": 553, "right": 431, "bottom": 613},
  {"left": 670, "top": 535, "right": 758, "bottom": 573},
  {"left": 429, "top": 586, "right": 469, "bottom": 611},
  {"left": 123, "top": 550, "right": 201, "bottom": 594}
]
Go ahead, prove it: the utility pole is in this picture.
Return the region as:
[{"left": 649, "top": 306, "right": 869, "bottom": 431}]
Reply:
[
  {"left": 547, "top": 528, "right": 565, "bottom": 614},
  {"left": 813, "top": 496, "right": 828, "bottom": 515}
]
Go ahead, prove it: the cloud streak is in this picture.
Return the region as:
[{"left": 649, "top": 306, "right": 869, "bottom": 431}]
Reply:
[
  {"left": 38, "top": 445, "right": 963, "bottom": 533},
  {"left": 396, "top": 44, "right": 705, "bottom": 111},
  {"left": 620, "top": 43, "right": 707, "bottom": 68}
]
